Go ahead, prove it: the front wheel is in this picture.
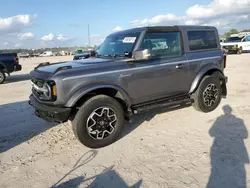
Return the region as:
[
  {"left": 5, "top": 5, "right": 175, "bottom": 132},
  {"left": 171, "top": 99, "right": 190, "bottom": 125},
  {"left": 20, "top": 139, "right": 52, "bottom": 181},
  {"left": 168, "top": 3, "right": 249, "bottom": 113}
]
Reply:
[
  {"left": 0, "top": 70, "right": 6, "bottom": 84},
  {"left": 191, "top": 75, "right": 222, "bottom": 113},
  {"left": 72, "top": 95, "right": 125, "bottom": 148}
]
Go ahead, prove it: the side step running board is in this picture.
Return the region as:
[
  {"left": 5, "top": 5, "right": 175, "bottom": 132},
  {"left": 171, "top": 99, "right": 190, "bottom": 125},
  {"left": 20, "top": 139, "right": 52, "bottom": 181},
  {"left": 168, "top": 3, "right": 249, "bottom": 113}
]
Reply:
[{"left": 132, "top": 98, "right": 192, "bottom": 114}]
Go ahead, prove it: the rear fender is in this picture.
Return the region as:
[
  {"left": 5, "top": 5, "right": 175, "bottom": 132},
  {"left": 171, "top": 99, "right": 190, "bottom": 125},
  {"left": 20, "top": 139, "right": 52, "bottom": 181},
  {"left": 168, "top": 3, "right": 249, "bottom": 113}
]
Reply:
[
  {"left": 189, "top": 66, "right": 226, "bottom": 95},
  {"left": 0, "top": 62, "right": 6, "bottom": 70}
]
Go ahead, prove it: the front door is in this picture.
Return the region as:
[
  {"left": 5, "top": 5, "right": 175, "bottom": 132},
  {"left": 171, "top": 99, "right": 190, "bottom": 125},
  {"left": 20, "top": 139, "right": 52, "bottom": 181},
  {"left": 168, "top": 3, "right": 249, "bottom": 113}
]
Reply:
[
  {"left": 123, "top": 31, "right": 191, "bottom": 105},
  {"left": 241, "top": 36, "right": 250, "bottom": 51}
]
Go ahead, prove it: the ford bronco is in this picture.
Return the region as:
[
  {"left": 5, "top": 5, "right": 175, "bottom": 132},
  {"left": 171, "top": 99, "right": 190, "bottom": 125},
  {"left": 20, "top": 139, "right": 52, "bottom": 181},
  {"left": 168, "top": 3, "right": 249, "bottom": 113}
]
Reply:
[{"left": 29, "top": 25, "right": 228, "bottom": 148}]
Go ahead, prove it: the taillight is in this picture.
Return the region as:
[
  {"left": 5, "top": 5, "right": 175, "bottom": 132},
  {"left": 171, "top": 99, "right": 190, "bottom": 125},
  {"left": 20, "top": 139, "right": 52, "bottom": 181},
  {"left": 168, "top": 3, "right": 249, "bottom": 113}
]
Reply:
[{"left": 14, "top": 57, "right": 19, "bottom": 64}]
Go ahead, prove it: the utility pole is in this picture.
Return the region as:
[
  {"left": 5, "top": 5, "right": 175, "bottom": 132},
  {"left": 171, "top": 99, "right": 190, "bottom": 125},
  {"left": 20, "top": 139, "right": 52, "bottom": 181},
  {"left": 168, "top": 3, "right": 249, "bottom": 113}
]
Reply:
[{"left": 88, "top": 24, "right": 90, "bottom": 47}]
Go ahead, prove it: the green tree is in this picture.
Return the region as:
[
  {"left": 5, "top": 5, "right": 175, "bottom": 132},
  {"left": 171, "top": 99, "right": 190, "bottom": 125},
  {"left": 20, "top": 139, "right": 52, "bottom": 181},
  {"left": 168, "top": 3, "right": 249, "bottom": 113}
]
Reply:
[{"left": 229, "top": 29, "right": 238, "bottom": 34}]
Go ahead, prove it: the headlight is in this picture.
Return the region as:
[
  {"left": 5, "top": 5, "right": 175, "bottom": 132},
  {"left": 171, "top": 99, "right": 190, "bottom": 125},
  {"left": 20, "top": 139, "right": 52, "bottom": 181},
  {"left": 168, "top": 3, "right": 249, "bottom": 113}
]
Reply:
[
  {"left": 43, "top": 83, "right": 52, "bottom": 100},
  {"left": 32, "top": 81, "right": 56, "bottom": 100}
]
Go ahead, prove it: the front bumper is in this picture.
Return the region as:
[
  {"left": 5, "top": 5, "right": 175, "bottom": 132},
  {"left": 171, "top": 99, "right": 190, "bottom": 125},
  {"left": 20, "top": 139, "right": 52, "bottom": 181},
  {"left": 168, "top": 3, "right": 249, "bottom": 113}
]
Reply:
[{"left": 28, "top": 94, "right": 71, "bottom": 123}]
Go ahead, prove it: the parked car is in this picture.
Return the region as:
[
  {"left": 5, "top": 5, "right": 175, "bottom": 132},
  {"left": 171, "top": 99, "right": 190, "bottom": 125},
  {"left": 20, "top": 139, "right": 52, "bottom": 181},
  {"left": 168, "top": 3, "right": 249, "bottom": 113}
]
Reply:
[
  {"left": 18, "top": 52, "right": 30, "bottom": 58},
  {"left": 30, "top": 53, "right": 40, "bottom": 57},
  {"left": 53, "top": 52, "right": 61, "bottom": 56},
  {"left": 0, "top": 53, "right": 22, "bottom": 84},
  {"left": 220, "top": 35, "right": 250, "bottom": 54},
  {"left": 39, "top": 51, "right": 53, "bottom": 57},
  {"left": 29, "top": 25, "right": 228, "bottom": 148},
  {"left": 73, "top": 50, "right": 96, "bottom": 60}
]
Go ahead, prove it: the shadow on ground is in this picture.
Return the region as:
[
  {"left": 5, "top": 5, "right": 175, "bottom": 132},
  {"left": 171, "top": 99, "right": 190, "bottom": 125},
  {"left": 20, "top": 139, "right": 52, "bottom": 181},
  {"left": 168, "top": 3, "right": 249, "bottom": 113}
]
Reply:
[
  {"left": 0, "top": 101, "right": 191, "bottom": 153},
  {"left": 0, "top": 100, "right": 56, "bottom": 153},
  {"left": 207, "top": 105, "right": 249, "bottom": 188},
  {"left": 52, "top": 152, "right": 142, "bottom": 188},
  {"left": 121, "top": 103, "right": 191, "bottom": 139},
  {"left": 4, "top": 73, "right": 31, "bottom": 84}
]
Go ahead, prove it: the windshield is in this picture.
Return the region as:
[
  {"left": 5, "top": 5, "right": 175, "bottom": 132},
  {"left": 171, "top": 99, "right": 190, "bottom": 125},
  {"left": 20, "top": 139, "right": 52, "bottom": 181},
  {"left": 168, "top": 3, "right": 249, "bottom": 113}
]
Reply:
[
  {"left": 97, "top": 32, "right": 140, "bottom": 57},
  {"left": 225, "top": 37, "right": 242, "bottom": 43}
]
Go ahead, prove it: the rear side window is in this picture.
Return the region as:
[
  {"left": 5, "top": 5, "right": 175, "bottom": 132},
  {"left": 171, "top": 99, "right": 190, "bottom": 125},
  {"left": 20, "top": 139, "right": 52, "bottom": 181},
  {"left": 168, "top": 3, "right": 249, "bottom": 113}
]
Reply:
[{"left": 188, "top": 30, "right": 217, "bottom": 51}]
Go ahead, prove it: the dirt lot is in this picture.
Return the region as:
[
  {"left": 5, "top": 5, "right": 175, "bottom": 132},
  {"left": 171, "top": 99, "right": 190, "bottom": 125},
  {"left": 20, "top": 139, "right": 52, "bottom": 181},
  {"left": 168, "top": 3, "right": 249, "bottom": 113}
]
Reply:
[{"left": 0, "top": 54, "right": 250, "bottom": 188}]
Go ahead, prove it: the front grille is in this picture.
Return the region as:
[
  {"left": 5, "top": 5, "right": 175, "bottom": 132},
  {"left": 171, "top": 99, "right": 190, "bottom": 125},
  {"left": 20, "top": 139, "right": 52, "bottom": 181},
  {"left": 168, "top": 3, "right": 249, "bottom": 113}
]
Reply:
[
  {"left": 31, "top": 78, "right": 46, "bottom": 99},
  {"left": 223, "top": 45, "right": 238, "bottom": 50}
]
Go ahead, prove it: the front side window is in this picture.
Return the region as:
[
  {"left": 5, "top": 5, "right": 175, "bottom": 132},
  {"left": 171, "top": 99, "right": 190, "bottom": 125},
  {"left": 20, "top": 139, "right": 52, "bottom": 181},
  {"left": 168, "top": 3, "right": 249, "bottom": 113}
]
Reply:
[
  {"left": 98, "top": 32, "right": 140, "bottom": 57},
  {"left": 140, "top": 32, "right": 182, "bottom": 58},
  {"left": 188, "top": 30, "right": 217, "bottom": 51}
]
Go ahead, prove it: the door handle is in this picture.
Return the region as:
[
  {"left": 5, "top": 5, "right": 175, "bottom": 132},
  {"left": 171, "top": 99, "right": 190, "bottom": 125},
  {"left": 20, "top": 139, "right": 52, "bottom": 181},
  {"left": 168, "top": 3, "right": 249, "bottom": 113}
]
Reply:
[{"left": 176, "top": 64, "right": 183, "bottom": 69}]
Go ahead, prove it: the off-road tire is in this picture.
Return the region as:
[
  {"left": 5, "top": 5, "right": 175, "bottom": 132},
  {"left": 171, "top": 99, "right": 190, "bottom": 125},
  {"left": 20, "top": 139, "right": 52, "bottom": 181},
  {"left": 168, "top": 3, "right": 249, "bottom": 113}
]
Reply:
[
  {"left": 0, "top": 70, "right": 6, "bottom": 84},
  {"left": 191, "top": 75, "right": 222, "bottom": 113},
  {"left": 72, "top": 95, "right": 125, "bottom": 148}
]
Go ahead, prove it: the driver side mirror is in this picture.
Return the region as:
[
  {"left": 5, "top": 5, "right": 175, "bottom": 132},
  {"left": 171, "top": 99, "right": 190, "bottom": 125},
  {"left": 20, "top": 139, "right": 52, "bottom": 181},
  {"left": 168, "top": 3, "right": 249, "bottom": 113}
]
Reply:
[{"left": 132, "top": 49, "right": 152, "bottom": 61}]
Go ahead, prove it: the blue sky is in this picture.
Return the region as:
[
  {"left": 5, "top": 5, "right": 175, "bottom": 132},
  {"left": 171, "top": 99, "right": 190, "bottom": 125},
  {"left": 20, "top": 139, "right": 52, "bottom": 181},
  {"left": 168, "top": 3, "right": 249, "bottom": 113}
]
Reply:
[{"left": 0, "top": 0, "right": 250, "bottom": 49}]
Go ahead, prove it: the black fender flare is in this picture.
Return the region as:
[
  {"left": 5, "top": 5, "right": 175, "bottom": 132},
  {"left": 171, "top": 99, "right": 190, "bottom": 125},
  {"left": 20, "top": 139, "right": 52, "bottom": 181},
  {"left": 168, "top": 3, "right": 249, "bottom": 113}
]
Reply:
[
  {"left": 65, "top": 84, "right": 131, "bottom": 108},
  {"left": 0, "top": 62, "right": 6, "bottom": 70},
  {"left": 189, "top": 66, "right": 226, "bottom": 94}
]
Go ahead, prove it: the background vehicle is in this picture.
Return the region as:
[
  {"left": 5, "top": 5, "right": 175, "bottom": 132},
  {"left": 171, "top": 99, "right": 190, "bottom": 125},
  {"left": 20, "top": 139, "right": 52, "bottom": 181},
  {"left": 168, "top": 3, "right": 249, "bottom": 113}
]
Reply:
[
  {"left": 29, "top": 25, "right": 227, "bottom": 148},
  {"left": 18, "top": 52, "right": 30, "bottom": 58},
  {"left": 39, "top": 51, "right": 53, "bottom": 57},
  {"left": 53, "top": 52, "right": 62, "bottom": 56},
  {"left": 73, "top": 50, "right": 96, "bottom": 60},
  {"left": 221, "top": 35, "right": 250, "bottom": 54},
  {"left": 30, "top": 53, "right": 40, "bottom": 57},
  {"left": 0, "top": 53, "right": 22, "bottom": 84},
  {"left": 241, "top": 35, "right": 250, "bottom": 52}
]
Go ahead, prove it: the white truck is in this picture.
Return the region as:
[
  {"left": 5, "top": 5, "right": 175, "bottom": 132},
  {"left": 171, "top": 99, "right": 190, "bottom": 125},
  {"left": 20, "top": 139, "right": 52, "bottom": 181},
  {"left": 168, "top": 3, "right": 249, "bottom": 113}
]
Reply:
[
  {"left": 39, "top": 51, "right": 53, "bottom": 57},
  {"left": 221, "top": 35, "right": 250, "bottom": 54}
]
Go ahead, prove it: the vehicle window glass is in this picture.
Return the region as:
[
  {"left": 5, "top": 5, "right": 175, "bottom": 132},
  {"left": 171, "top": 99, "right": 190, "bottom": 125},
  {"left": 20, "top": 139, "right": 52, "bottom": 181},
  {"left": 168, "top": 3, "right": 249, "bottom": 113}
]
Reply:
[
  {"left": 188, "top": 31, "right": 217, "bottom": 51},
  {"left": 140, "top": 32, "right": 182, "bottom": 58},
  {"left": 246, "top": 36, "right": 250, "bottom": 41},
  {"left": 98, "top": 32, "right": 140, "bottom": 57},
  {"left": 224, "top": 36, "right": 242, "bottom": 43}
]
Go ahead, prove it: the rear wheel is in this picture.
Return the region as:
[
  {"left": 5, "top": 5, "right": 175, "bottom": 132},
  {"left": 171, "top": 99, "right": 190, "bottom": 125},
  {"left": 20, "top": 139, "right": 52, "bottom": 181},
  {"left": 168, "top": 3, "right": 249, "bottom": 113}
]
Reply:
[
  {"left": 0, "top": 70, "right": 6, "bottom": 84},
  {"left": 191, "top": 75, "right": 222, "bottom": 113},
  {"left": 72, "top": 95, "right": 125, "bottom": 148}
]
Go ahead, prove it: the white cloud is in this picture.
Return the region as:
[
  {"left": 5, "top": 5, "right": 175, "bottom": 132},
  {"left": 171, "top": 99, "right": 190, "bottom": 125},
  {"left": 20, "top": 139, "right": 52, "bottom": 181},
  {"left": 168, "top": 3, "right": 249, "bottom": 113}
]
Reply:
[
  {"left": 0, "top": 14, "right": 36, "bottom": 33},
  {"left": 19, "top": 32, "right": 35, "bottom": 40},
  {"left": 131, "top": 14, "right": 182, "bottom": 26},
  {"left": 130, "top": 0, "right": 250, "bottom": 32},
  {"left": 41, "top": 33, "right": 71, "bottom": 42},
  {"left": 41, "top": 33, "right": 55, "bottom": 41},
  {"left": 4, "top": 42, "right": 8, "bottom": 46},
  {"left": 113, "top": 26, "right": 123, "bottom": 32},
  {"left": 186, "top": 0, "right": 250, "bottom": 19},
  {"left": 57, "top": 34, "right": 69, "bottom": 41}
]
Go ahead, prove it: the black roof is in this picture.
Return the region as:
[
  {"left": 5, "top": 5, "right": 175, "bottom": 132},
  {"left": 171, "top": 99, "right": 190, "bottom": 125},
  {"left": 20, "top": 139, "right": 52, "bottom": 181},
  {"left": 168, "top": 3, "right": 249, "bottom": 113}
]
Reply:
[{"left": 108, "top": 25, "right": 217, "bottom": 36}]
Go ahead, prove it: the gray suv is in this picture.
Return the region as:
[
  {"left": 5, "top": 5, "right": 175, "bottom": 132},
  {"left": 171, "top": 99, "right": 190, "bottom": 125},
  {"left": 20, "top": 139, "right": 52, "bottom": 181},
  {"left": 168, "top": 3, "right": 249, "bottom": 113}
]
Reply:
[{"left": 29, "top": 25, "right": 228, "bottom": 148}]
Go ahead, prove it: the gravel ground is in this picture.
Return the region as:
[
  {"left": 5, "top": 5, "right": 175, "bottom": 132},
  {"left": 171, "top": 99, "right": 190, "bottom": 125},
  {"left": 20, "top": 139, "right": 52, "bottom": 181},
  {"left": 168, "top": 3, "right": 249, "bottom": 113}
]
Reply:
[{"left": 0, "top": 55, "right": 250, "bottom": 188}]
